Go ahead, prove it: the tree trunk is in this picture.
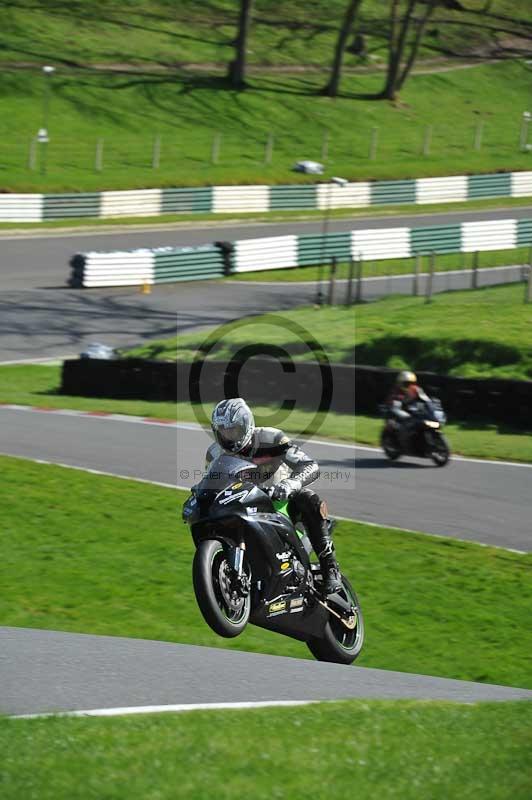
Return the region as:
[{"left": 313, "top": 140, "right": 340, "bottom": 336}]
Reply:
[
  {"left": 322, "top": 0, "right": 363, "bottom": 98},
  {"left": 228, "top": 0, "right": 254, "bottom": 90}
]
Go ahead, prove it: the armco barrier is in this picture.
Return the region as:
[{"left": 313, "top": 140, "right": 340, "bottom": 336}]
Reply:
[
  {"left": 232, "top": 217, "right": 532, "bottom": 274},
  {"left": 61, "top": 358, "right": 532, "bottom": 428},
  {"left": 69, "top": 243, "right": 226, "bottom": 288},
  {"left": 43, "top": 193, "right": 101, "bottom": 219},
  {"left": 0, "top": 193, "right": 43, "bottom": 221},
  {"left": 62, "top": 358, "right": 177, "bottom": 401},
  {"left": 3, "top": 170, "right": 532, "bottom": 222},
  {"left": 70, "top": 217, "right": 532, "bottom": 287}
]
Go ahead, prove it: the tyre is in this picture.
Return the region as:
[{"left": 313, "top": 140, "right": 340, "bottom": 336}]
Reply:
[
  {"left": 192, "top": 539, "right": 251, "bottom": 638},
  {"left": 381, "top": 428, "right": 401, "bottom": 461},
  {"left": 307, "top": 577, "right": 364, "bottom": 665},
  {"left": 429, "top": 434, "right": 450, "bottom": 467}
]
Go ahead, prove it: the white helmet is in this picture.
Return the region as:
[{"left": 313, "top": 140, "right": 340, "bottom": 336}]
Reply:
[
  {"left": 397, "top": 370, "right": 417, "bottom": 387},
  {"left": 211, "top": 398, "right": 255, "bottom": 454}
]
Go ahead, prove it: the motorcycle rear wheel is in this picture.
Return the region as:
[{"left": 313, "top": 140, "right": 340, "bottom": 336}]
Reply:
[
  {"left": 193, "top": 539, "right": 251, "bottom": 638},
  {"left": 381, "top": 428, "right": 401, "bottom": 461},
  {"left": 307, "top": 577, "right": 364, "bottom": 665}
]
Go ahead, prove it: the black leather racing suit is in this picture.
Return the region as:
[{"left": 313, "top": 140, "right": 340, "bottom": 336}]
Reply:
[{"left": 205, "top": 427, "right": 338, "bottom": 575}]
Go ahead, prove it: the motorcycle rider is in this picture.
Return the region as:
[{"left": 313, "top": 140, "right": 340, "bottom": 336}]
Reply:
[
  {"left": 204, "top": 397, "right": 343, "bottom": 595},
  {"left": 386, "top": 370, "right": 429, "bottom": 448}
]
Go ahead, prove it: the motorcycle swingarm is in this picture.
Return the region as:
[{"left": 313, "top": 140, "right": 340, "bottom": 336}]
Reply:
[{"left": 316, "top": 595, "right": 358, "bottom": 631}]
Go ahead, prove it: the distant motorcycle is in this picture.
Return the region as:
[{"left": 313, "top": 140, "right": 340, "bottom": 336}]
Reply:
[
  {"left": 380, "top": 397, "right": 450, "bottom": 467},
  {"left": 183, "top": 453, "right": 364, "bottom": 665}
]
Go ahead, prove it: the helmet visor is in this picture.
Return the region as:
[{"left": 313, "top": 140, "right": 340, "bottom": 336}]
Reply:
[{"left": 216, "top": 420, "right": 250, "bottom": 453}]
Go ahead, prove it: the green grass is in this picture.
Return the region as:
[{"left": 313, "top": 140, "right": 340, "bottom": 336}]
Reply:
[
  {"left": 2, "top": 60, "right": 532, "bottom": 192},
  {"left": 3, "top": 0, "right": 530, "bottom": 70},
  {"left": 128, "top": 283, "right": 532, "bottom": 381},
  {"left": 1, "top": 702, "right": 531, "bottom": 800},
  {"left": 228, "top": 246, "right": 532, "bottom": 282},
  {"left": 1, "top": 194, "right": 532, "bottom": 231},
  {"left": 2, "top": 364, "right": 531, "bottom": 462},
  {"left": 1, "top": 456, "right": 531, "bottom": 688}
]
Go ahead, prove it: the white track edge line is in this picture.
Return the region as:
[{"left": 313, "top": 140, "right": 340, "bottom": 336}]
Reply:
[
  {"left": 0, "top": 453, "right": 526, "bottom": 554},
  {"left": 0, "top": 405, "right": 529, "bottom": 469},
  {"left": 330, "top": 513, "right": 527, "bottom": 555},
  {"left": 0, "top": 452, "right": 178, "bottom": 491},
  {"left": 0, "top": 355, "right": 77, "bottom": 365},
  {"left": 12, "top": 699, "right": 318, "bottom": 720}
]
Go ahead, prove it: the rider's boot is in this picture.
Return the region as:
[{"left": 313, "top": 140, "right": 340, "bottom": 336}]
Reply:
[{"left": 309, "top": 521, "right": 342, "bottom": 595}]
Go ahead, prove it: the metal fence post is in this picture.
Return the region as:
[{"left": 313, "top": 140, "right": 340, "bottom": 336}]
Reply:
[
  {"left": 520, "top": 112, "right": 531, "bottom": 152},
  {"left": 472, "top": 251, "right": 479, "bottom": 289},
  {"left": 346, "top": 256, "right": 355, "bottom": 306},
  {"left": 413, "top": 254, "right": 422, "bottom": 296},
  {"left": 95, "top": 138, "right": 104, "bottom": 172},
  {"left": 322, "top": 129, "right": 329, "bottom": 162},
  {"left": 425, "top": 252, "right": 435, "bottom": 303},
  {"left": 355, "top": 255, "right": 363, "bottom": 304},
  {"left": 369, "top": 127, "right": 379, "bottom": 160},
  {"left": 474, "top": 120, "right": 484, "bottom": 151},
  {"left": 152, "top": 134, "right": 161, "bottom": 169},
  {"left": 526, "top": 248, "right": 532, "bottom": 303},
  {"left": 328, "top": 257, "right": 337, "bottom": 305},
  {"left": 422, "top": 125, "right": 432, "bottom": 156},
  {"left": 211, "top": 132, "right": 221, "bottom": 165}
]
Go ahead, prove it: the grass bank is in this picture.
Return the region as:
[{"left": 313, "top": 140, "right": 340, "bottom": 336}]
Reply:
[
  {"left": 2, "top": 365, "right": 531, "bottom": 462},
  {"left": 1, "top": 456, "right": 531, "bottom": 688},
  {"left": 130, "top": 283, "right": 532, "bottom": 381},
  {"left": 4, "top": 0, "right": 529, "bottom": 70},
  {"left": 2, "top": 701, "right": 531, "bottom": 800},
  {"left": 2, "top": 61, "right": 532, "bottom": 192}
]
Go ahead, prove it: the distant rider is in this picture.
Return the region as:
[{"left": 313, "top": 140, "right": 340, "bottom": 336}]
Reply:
[
  {"left": 204, "top": 398, "right": 342, "bottom": 595},
  {"left": 386, "top": 370, "right": 429, "bottom": 445}
]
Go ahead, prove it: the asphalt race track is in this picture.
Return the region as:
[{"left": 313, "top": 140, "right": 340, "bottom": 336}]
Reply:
[
  {"left": 2, "top": 205, "right": 532, "bottom": 290},
  {"left": 2, "top": 627, "right": 531, "bottom": 716},
  {"left": 0, "top": 206, "right": 529, "bottom": 361},
  {"left": 0, "top": 407, "right": 530, "bottom": 551},
  {"left": 0, "top": 266, "right": 523, "bottom": 362}
]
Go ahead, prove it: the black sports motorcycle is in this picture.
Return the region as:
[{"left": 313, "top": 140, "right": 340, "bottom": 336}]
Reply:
[
  {"left": 182, "top": 453, "right": 364, "bottom": 665},
  {"left": 380, "top": 396, "right": 450, "bottom": 467}
]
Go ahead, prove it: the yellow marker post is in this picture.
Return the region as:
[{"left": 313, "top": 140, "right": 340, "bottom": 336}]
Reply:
[{"left": 141, "top": 281, "right": 151, "bottom": 295}]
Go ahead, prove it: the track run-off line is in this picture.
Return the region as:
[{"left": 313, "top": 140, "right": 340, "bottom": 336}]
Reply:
[{"left": 1, "top": 404, "right": 530, "bottom": 471}]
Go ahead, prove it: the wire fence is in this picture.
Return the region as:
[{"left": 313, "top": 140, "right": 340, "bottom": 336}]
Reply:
[
  {"left": 316, "top": 249, "right": 532, "bottom": 306},
  {"left": 1, "top": 115, "right": 531, "bottom": 183}
]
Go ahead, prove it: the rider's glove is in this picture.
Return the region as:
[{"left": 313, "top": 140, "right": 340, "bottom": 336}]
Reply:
[{"left": 271, "top": 478, "right": 302, "bottom": 501}]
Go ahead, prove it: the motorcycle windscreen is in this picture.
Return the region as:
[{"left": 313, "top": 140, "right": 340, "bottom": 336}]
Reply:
[{"left": 198, "top": 453, "right": 261, "bottom": 494}]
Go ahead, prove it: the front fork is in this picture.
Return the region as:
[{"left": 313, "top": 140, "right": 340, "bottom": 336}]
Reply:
[{"left": 228, "top": 540, "right": 250, "bottom": 597}]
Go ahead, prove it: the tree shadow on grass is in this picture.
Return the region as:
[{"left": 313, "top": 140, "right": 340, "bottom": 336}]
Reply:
[{"left": 353, "top": 335, "right": 527, "bottom": 377}]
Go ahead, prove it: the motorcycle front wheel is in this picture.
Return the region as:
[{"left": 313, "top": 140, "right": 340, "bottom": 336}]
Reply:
[
  {"left": 192, "top": 539, "right": 251, "bottom": 638},
  {"left": 307, "top": 577, "right": 364, "bottom": 665},
  {"left": 429, "top": 433, "right": 450, "bottom": 467}
]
